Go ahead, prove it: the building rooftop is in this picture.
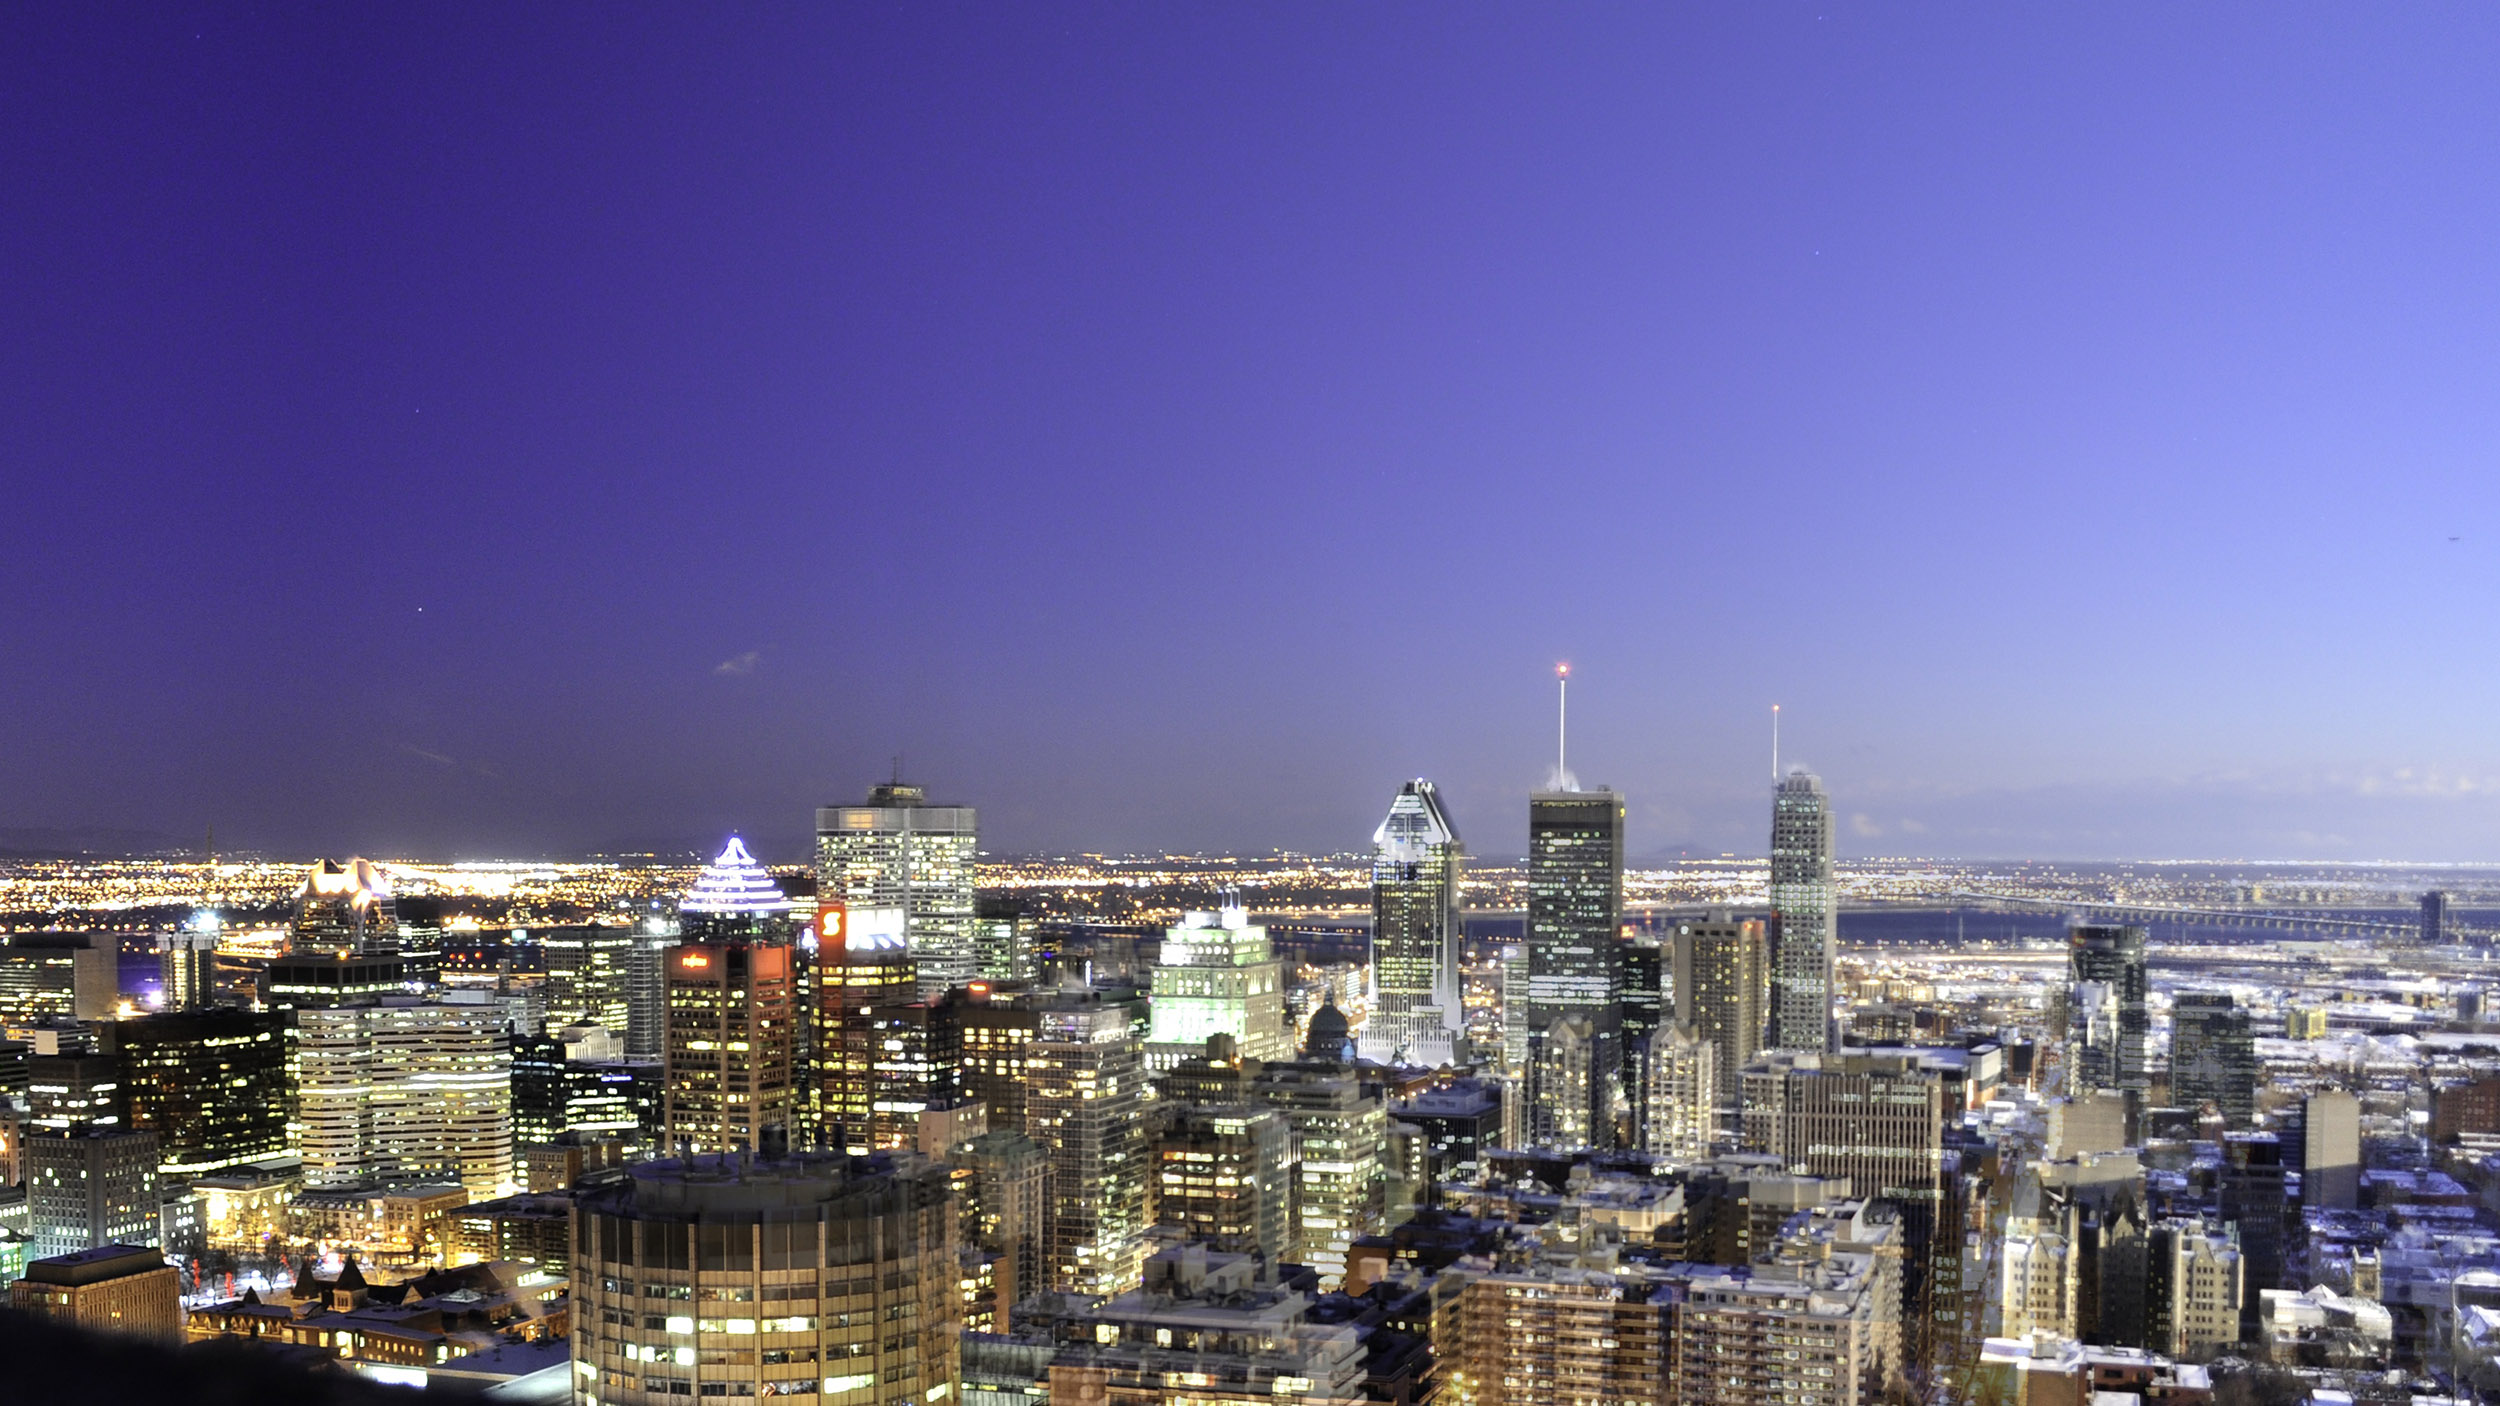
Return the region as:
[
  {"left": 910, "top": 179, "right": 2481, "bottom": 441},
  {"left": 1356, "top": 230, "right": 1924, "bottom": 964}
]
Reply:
[{"left": 22, "top": 1243, "right": 170, "bottom": 1286}]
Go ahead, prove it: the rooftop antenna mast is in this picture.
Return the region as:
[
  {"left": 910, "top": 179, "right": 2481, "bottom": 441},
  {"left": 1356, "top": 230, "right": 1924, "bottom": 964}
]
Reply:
[
  {"left": 1556, "top": 662, "right": 1571, "bottom": 791},
  {"left": 1772, "top": 704, "right": 1781, "bottom": 781}
]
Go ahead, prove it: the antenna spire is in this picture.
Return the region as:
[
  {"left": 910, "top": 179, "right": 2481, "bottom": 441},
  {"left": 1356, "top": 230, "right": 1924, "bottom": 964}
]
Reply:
[
  {"left": 1556, "top": 662, "right": 1570, "bottom": 791},
  {"left": 1772, "top": 704, "right": 1781, "bottom": 781}
]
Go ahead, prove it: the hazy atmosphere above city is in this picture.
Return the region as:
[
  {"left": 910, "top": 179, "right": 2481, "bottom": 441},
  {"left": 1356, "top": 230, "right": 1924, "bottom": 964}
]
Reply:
[{"left": 10, "top": 8, "right": 2500, "bottom": 863}]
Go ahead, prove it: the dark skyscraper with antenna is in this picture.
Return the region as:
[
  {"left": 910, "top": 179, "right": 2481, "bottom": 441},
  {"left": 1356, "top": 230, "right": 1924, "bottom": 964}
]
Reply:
[
  {"left": 1767, "top": 769, "right": 1837, "bottom": 1052},
  {"left": 1524, "top": 665, "right": 1625, "bottom": 1149}
]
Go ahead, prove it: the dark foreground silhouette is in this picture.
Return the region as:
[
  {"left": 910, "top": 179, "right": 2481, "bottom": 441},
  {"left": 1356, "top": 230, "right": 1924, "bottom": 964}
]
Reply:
[{"left": 0, "top": 1307, "right": 430, "bottom": 1404}]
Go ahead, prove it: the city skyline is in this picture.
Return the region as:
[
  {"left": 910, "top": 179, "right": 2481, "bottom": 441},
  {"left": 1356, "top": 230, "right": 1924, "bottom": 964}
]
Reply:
[{"left": 9, "top": 9, "right": 2500, "bottom": 862}]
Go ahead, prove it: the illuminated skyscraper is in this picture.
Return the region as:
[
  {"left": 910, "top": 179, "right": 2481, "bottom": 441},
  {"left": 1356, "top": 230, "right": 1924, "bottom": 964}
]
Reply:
[
  {"left": 1525, "top": 787, "right": 1625, "bottom": 1149},
  {"left": 157, "top": 923, "right": 220, "bottom": 1011},
  {"left": 541, "top": 925, "right": 634, "bottom": 1033},
  {"left": 289, "top": 858, "right": 399, "bottom": 957},
  {"left": 807, "top": 905, "right": 917, "bottom": 1154},
  {"left": 1145, "top": 903, "right": 1288, "bottom": 1071},
  {"left": 1362, "top": 779, "right": 1467, "bottom": 1069},
  {"left": 816, "top": 781, "right": 978, "bottom": 999},
  {"left": 293, "top": 997, "right": 512, "bottom": 1198},
  {"left": 1767, "top": 769, "right": 1836, "bottom": 1053},
  {"left": 1026, "top": 990, "right": 1149, "bottom": 1296},
  {"left": 663, "top": 940, "right": 797, "bottom": 1157},
  {"left": 678, "top": 836, "right": 796, "bottom": 942},
  {"left": 118, "top": 1009, "right": 288, "bottom": 1175}
]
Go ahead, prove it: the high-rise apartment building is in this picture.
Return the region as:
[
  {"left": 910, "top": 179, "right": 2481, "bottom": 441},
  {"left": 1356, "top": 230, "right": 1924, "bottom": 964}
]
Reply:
[
  {"left": 817, "top": 781, "right": 979, "bottom": 999},
  {"left": 1525, "top": 788, "right": 1625, "bottom": 1149},
  {"left": 2069, "top": 925, "right": 2149, "bottom": 1099},
  {"left": 289, "top": 858, "right": 400, "bottom": 957},
  {"left": 571, "top": 1148, "right": 960, "bottom": 1406},
  {"left": 294, "top": 997, "right": 513, "bottom": 1197},
  {"left": 1145, "top": 904, "right": 1289, "bottom": 1071},
  {"left": 663, "top": 940, "right": 797, "bottom": 1157},
  {"left": 1364, "top": 780, "right": 1468, "bottom": 1069},
  {"left": 1447, "top": 1264, "right": 1674, "bottom": 1406},
  {"left": 1675, "top": 914, "right": 1767, "bottom": 1126},
  {"left": 541, "top": 925, "right": 634, "bottom": 1034},
  {"left": 1767, "top": 769, "right": 1837, "bottom": 1053},
  {"left": 158, "top": 927, "right": 220, "bottom": 1011},
  {"left": 2170, "top": 991, "right": 2256, "bottom": 1128},
  {"left": 118, "top": 1008, "right": 288, "bottom": 1175},
  {"left": 1641, "top": 1021, "right": 1718, "bottom": 1163},
  {"left": 1026, "top": 990, "right": 1150, "bottom": 1296}
]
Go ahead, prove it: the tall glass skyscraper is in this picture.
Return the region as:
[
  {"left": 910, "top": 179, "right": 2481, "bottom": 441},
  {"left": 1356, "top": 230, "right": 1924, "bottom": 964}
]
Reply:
[
  {"left": 1362, "top": 780, "right": 1467, "bottom": 1069},
  {"left": 2069, "top": 923, "right": 2150, "bottom": 1100},
  {"left": 1767, "top": 770, "right": 1836, "bottom": 1053},
  {"left": 1525, "top": 787, "right": 1624, "bottom": 1149},
  {"left": 816, "top": 781, "right": 978, "bottom": 999}
]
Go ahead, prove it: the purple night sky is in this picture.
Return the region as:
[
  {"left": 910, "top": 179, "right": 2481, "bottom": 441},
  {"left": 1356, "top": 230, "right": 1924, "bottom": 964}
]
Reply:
[{"left": 8, "top": 7, "right": 2500, "bottom": 863}]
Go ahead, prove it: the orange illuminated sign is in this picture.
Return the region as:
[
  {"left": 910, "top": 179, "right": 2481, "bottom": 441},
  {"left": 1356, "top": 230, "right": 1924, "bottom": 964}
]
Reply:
[
  {"left": 818, "top": 902, "right": 847, "bottom": 946},
  {"left": 679, "top": 951, "right": 710, "bottom": 969}
]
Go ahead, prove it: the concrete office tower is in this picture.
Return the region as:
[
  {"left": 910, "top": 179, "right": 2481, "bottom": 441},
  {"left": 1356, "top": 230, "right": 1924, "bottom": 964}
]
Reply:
[
  {"left": 294, "top": 997, "right": 513, "bottom": 1198},
  {"left": 1529, "top": 1013, "right": 1598, "bottom": 1150},
  {"left": 1027, "top": 990, "right": 1150, "bottom": 1297},
  {"left": 2068, "top": 925, "right": 2150, "bottom": 1098},
  {"left": 27, "top": 1131, "right": 160, "bottom": 1257},
  {"left": 807, "top": 906, "right": 917, "bottom": 1155},
  {"left": 1642, "top": 1021, "right": 1719, "bottom": 1163},
  {"left": 1146, "top": 903, "right": 1289, "bottom": 1071},
  {"left": 571, "top": 1148, "right": 959, "bottom": 1406},
  {"left": 663, "top": 940, "right": 797, "bottom": 1157},
  {"left": 541, "top": 925, "right": 634, "bottom": 1033},
  {"left": 2423, "top": 890, "right": 2451, "bottom": 945},
  {"left": 1525, "top": 786, "right": 1626, "bottom": 1149},
  {"left": 1251, "top": 1056, "right": 1388, "bottom": 1287},
  {"left": 158, "top": 926, "right": 219, "bottom": 1011},
  {"left": 1363, "top": 779, "right": 1468, "bottom": 1069},
  {"left": 2148, "top": 1219, "right": 2243, "bottom": 1359},
  {"left": 118, "top": 1008, "right": 288, "bottom": 1175},
  {"left": 2304, "top": 1090, "right": 2362, "bottom": 1209},
  {"left": 1674, "top": 913, "right": 1767, "bottom": 1125},
  {"left": 1152, "top": 1104, "right": 1291, "bottom": 1262},
  {"left": 1767, "top": 769, "right": 1838, "bottom": 1053},
  {"left": 2171, "top": 991, "right": 2257, "bottom": 1128},
  {"left": 0, "top": 933, "right": 119, "bottom": 1024},
  {"left": 817, "top": 781, "right": 978, "bottom": 999},
  {"left": 290, "top": 858, "right": 400, "bottom": 956},
  {"left": 8, "top": 1243, "right": 181, "bottom": 1343}
]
